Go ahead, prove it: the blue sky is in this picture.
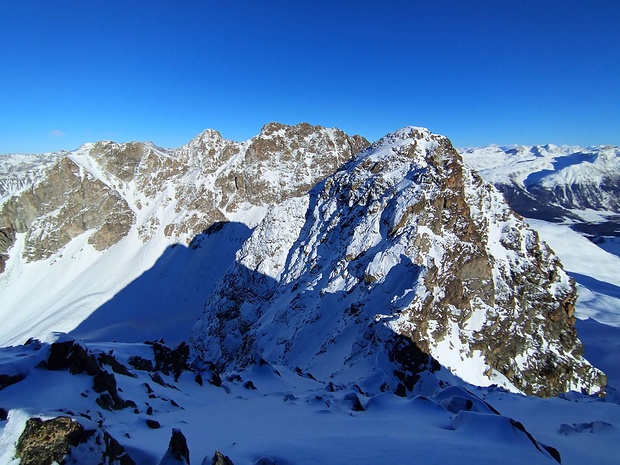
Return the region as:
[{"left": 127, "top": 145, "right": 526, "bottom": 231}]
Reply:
[{"left": 1, "top": 0, "right": 619, "bottom": 153}]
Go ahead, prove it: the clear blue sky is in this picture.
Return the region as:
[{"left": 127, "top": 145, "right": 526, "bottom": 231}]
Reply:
[{"left": 1, "top": 0, "right": 619, "bottom": 153}]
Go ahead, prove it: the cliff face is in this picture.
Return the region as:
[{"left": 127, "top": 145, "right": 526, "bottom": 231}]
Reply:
[{"left": 191, "top": 127, "right": 605, "bottom": 397}]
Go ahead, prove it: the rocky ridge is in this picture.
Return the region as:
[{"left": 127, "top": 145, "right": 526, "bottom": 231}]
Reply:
[
  {"left": 0, "top": 122, "right": 368, "bottom": 267},
  {"left": 191, "top": 127, "right": 606, "bottom": 397}
]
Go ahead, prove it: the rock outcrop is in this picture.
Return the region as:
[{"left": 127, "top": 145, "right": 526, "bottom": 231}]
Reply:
[
  {"left": 15, "top": 416, "right": 135, "bottom": 465},
  {"left": 191, "top": 127, "right": 606, "bottom": 397},
  {"left": 158, "top": 429, "right": 190, "bottom": 465}
]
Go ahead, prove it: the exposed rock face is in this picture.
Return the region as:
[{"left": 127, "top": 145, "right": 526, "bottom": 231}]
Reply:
[
  {"left": 15, "top": 416, "right": 135, "bottom": 465},
  {"left": 157, "top": 429, "right": 190, "bottom": 465},
  {"left": 191, "top": 127, "right": 606, "bottom": 397},
  {"left": 209, "top": 450, "right": 235, "bottom": 465},
  {"left": 0, "top": 123, "right": 368, "bottom": 270},
  {"left": 0, "top": 157, "right": 135, "bottom": 261}
]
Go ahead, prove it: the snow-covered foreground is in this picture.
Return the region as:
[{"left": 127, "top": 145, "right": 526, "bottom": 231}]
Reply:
[
  {"left": 0, "top": 218, "right": 619, "bottom": 464},
  {"left": 0, "top": 336, "right": 618, "bottom": 465}
]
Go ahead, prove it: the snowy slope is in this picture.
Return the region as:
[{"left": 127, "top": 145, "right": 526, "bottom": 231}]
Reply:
[{"left": 4, "top": 335, "right": 617, "bottom": 465}]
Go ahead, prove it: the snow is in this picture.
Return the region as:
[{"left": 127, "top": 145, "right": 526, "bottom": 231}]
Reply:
[
  {"left": 0, "top": 339, "right": 618, "bottom": 464},
  {"left": 0, "top": 409, "right": 30, "bottom": 465}
]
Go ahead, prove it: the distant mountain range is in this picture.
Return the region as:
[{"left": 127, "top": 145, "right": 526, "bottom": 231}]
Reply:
[{"left": 461, "top": 144, "right": 620, "bottom": 237}]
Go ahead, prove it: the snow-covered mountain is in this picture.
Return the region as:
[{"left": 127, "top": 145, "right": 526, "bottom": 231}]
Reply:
[
  {"left": 461, "top": 144, "right": 620, "bottom": 235},
  {"left": 0, "top": 125, "right": 619, "bottom": 464},
  {"left": 0, "top": 123, "right": 367, "bottom": 345},
  {"left": 191, "top": 127, "right": 604, "bottom": 397}
]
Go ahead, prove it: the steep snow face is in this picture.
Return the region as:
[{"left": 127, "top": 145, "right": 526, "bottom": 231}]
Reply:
[
  {"left": 192, "top": 127, "right": 606, "bottom": 397},
  {"left": 0, "top": 123, "right": 368, "bottom": 345},
  {"left": 461, "top": 144, "right": 620, "bottom": 226}
]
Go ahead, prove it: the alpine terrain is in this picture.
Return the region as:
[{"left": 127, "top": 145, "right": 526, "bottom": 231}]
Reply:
[{"left": 0, "top": 124, "right": 618, "bottom": 465}]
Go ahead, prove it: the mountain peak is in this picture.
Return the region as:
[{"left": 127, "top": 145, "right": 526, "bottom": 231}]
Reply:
[{"left": 191, "top": 126, "right": 605, "bottom": 397}]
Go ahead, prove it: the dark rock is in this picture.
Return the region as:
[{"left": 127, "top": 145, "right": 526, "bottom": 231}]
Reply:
[
  {"left": 195, "top": 373, "right": 203, "bottom": 386},
  {"left": 294, "top": 366, "right": 317, "bottom": 381},
  {"left": 394, "top": 383, "right": 407, "bottom": 398},
  {"left": 147, "top": 406, "right": 154, "bottom": 415},
  {"left": 209, "top": 370, "right": 223, "bottom": 387},
  {"left": 0, "top": 407, "right": 8, "bottom": 421},
  {"left": 150, "top": 372, "right": 168, "bottom": 387},
  {"left": 98, "top": 352, "right": 137, "bottom": 378},
  {"left": 24, "top": 338, "right": 42, "bottom": 349},
  {"left": 258, "top": 357, "right": 281, "bottom": 376},
  {"left": 158, "top": 428, "right": 190, "bottom": 464},
  {"left": 43, "top": 340, "right": 100, "bottom": 376},
  {"left": 128, "top": 355, "right": 155, "bottom": 372},
  {"left": 0, "top": 373, "right": 26, "bottom": 390},
  {"left": 101, "top": 429, "right": 136, "bottom": 465},
  {"left": 343, "top": 392, "right": 365, "bottom": 411},
  {"left": 244, "top": 380, "right": 257, "bottom": 390},
  {"left": 146, "top": 419, "right": 161, "bottom": 429},
  {"left": 150, "top": 341, "right": 190, "bottom": 381},
  {"left": 15, "top": 416, "right": 135, "bottom": 465},
  {"left": 510, "top": 419, "right": 561, "bottom": 463},
  {"left": 93, "top": 370, "right": 118, "bottom": 394},
  {"left": 226, "top": 374, "right": 242, "bottom": 383},
  {"left": 388, "top": 334, "right": 440, "bottom": 394},
  {"left": 96, "top": 392, "right": 135, "bottom": 412},
  {"left": 211, "top": 450, "right": 234, "bottom": 465},
  {"left": 42, "top": 338, "right": 134, "bottom": 411}
]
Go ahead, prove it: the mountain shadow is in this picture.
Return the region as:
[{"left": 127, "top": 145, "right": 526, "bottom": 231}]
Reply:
[{"left": 70, "top": 221, "right": 252, "bottom": 345}]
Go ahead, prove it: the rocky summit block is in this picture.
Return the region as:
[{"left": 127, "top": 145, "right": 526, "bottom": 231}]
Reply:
[{"left": 191, "top": 126, "right": 606, "bottom": 397}]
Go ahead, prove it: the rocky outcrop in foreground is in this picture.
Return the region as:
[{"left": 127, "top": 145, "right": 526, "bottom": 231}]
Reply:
[{"left": 16, "top": 416, "right": 135, "bottom": 465}]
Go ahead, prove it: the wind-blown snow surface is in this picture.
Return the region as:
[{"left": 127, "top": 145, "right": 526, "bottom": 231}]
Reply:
[{"left": 0, "top": 335, "right": 618, "bottom": 465}]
